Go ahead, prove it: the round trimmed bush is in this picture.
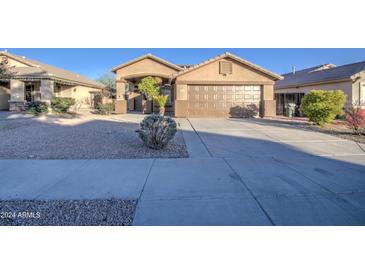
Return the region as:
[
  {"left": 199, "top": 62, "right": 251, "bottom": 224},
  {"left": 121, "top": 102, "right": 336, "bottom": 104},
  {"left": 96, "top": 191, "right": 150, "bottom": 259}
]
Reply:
[
  {"left": 136, "top": 114, "right": 177, "bottom": 149},
  {"left": 300, "top": 90, "right": 346, "bottom": 126}
]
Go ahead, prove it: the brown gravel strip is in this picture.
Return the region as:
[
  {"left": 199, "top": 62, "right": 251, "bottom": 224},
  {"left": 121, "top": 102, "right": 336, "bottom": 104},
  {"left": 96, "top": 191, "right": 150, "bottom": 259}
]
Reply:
[{"left": 0, "top": 200, "right": 137, "bottom": 226}]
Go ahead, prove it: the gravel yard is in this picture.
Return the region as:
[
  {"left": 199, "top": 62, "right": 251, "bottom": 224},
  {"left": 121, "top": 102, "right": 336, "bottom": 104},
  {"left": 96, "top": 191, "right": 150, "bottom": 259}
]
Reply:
[
  {"left": 308, "top": 120, "right": 365, "bottom": 144},
  {"left": 0, "top": 199, "right": 136, "bottom": 226},
  {"left": 0, "top": 112, "right": 188, "bottom": 159},
  {"left": 264, "top": 116, "right": 365, "bottom": 144}
]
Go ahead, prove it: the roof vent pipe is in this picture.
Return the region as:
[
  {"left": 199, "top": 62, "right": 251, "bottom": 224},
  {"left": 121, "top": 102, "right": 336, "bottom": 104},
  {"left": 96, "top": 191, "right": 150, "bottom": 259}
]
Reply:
[{"left": 292, "top": 66, "right": 296, "bottom": 74}]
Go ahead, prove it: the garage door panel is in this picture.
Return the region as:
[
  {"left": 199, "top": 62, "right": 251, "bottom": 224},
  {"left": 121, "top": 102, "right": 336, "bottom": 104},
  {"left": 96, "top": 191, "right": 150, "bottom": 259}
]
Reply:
[{"left": 187, "top": 85, "right": 261, "bottom": 117}]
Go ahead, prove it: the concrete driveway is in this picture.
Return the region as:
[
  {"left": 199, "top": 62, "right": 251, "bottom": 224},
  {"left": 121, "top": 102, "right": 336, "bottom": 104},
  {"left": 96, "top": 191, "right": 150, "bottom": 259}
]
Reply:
[
  {"left": 133, "top": 118, "right": 365, "bottom": 225},
  {"left": 1, "top": 117, "right": 365, "bottom": 225}
]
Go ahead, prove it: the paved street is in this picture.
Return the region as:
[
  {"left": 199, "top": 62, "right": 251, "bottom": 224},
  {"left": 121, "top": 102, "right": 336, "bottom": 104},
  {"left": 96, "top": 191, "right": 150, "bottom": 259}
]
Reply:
[{"left": 1, "top": 117, "right": 365, "bottom": 225}]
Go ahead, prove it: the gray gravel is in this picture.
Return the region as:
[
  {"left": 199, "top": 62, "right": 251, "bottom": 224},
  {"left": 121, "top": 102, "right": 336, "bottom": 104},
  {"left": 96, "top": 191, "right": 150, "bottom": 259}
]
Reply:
[
  {"left": 0, "top": 200, "right": 136, "bottom": 226},
  {"left": 0, "top": 116, "right": 188, "bottom": 159}
]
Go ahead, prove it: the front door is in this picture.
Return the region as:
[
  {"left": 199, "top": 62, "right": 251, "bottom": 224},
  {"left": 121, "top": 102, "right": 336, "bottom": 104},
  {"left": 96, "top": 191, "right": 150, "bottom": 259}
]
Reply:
[{"left": 25, "top": 84, "right": 35, "bottom": 102}]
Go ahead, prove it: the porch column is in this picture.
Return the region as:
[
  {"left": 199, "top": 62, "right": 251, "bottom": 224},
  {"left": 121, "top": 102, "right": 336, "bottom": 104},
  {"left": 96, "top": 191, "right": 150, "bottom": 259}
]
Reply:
[
  {"left": 40, "top": 79, "right": 54, "bottom": 104},
  {"left": 174, "top": 84, "right": 188, "bottom": 117},
  {"left": 261, "top": 84, "right": 276, "bottom": 117},
  {"left": 9, "top": 80, "right": 25, "bottom": 111},
  {"left": 115, "top": 78, "right": 127, "bottom": 114}
]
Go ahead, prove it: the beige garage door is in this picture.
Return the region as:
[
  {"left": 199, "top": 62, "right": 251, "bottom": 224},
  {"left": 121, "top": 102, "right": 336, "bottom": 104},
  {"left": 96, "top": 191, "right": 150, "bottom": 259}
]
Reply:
[{"left": 187, "top": 85, "right": 261, "bottom": 117}]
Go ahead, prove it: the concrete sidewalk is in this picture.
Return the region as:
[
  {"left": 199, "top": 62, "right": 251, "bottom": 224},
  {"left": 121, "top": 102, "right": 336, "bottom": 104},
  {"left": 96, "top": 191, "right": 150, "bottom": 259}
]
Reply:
[{"left": 1, "top": 154, "right": 365, "bottom": 225}]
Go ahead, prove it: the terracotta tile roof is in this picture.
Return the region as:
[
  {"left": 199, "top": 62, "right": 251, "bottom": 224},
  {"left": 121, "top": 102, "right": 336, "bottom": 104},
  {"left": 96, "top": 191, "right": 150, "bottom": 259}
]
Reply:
[
  {"left": 276, "top": 61, "right": 365, "bottom": 89},
  {"left": 0, "top": 51, "right": 105, "bottom": 89},
  {"left": 173, "top": 52, "right": 283, "bottom": 80}
]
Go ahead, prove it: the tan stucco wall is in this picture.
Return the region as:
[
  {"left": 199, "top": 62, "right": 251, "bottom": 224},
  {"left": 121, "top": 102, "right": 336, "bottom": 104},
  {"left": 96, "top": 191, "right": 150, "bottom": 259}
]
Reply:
[
  {"left": 40, "top": 79, "right": 54, "bottom": 103},
  {"left": 275, "top": 80, "right": 353, "bottom": 107},
  {"left": 56, "top": 85, "right": 102, "bottom": 108},
  {"left": 175, "top": 57, "right": 276, "bottom": 84},
  {"left": 115, "top": 58, "right": 180, "bottom": 80},
  {"left": 10, "top": 80, "right": 25, "bottom": 101},
  {"left": 175, "top": 84, "right": 188, "bottom": 100},
  {"left": 263, "top": 85, "right": 274, "bottom": 100}
]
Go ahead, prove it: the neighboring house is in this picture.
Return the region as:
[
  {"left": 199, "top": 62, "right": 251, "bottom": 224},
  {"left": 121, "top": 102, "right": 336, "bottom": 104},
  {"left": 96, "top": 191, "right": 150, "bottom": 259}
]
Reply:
[
  {"left": 275, "top": 62, "right": 365, "bottom": 115},
  {"left": 0, "top": 51, "right": 105, "bottom": 111},
  {"left": 112, "top": 52, "right": 283, "bottom": 117}
]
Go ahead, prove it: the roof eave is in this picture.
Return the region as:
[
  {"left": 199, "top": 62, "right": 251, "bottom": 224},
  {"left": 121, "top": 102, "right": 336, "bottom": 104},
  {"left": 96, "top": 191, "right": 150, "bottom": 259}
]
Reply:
[
  {"left": 173, "top": 52, "right": 283, "bottom": 80},
  {"left": 275, "top": 77, "right": 352, "bottom": 90},
  {"left": 12, "top": 74, "right": 105, "bottom": 89},
  {"left": 111, "top": 54, "right": 184, "bottom": 73}
]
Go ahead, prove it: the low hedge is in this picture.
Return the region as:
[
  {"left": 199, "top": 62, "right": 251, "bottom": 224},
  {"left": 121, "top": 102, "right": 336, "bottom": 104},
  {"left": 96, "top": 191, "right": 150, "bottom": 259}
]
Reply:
[
  {"left": 97, "top": 102, "right": 114, "bottom": 115},
  {"left": 26, "top": 102, "right": 49, "bottom": 116},
  {"left": 51, "top": 97, "right": 76, "bottom": 113}
]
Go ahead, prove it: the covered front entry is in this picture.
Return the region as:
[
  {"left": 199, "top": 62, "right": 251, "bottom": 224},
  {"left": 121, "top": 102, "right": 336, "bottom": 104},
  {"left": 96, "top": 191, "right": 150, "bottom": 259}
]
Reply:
[
  {"left": 187, "top": 85, "right": 261, "bottom": 117},
  {"left": 125, "top": 76, "right": 173, "bottom": 114},
  {"left": 275, "top": 92, "right": 305, "bottom": 116}
]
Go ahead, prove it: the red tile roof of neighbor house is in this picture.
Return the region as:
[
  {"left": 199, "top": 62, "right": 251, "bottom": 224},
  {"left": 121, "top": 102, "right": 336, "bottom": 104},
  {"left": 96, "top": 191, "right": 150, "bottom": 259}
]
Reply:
[
  {"left": 0, "top": 51, "right": 105, "bottom": 89},
  {"left": 276, "top": 61, "right": 365, "bottom": 89}
]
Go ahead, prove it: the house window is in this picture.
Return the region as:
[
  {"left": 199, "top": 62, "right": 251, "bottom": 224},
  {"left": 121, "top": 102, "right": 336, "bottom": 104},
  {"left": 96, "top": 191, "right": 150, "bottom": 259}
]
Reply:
[{"left": 220, "top": 61, "right": 233, "bottom": 75}]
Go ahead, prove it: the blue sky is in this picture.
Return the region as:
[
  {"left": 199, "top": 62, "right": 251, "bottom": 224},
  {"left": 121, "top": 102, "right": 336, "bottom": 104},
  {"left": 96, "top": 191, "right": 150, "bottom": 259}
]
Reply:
[{"left": 2, "top": 48, "right": 365, "bottom": 80}]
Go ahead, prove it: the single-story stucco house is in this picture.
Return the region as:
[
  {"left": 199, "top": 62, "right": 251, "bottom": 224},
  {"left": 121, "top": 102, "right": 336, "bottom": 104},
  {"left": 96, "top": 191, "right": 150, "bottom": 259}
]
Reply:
[
  {"left": 0, "top": 51, "right": 105, "bottom": 111},
  {"left": 112, "top": 52, "right": 283, "bottom": 117},
  {"left": 275, "top": 62, "right": 365, "bottom": 115}
]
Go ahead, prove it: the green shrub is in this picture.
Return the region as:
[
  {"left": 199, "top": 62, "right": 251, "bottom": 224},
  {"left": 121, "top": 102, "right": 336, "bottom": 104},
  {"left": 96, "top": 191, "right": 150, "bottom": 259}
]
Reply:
[
  {"left": 51, "top": 97, "right": 76, "bottom": 113},
  {"left": 300, "top": 90, "right": 346, "bottom": 126},
  {"left": 136, "top": 114, "right": 177, "bottom": 149},
  {"left": 97, "top": 102, "right": 115, "bottom": 115},
  {"left": 26, "top": 102, "right": 49, "bottom": 116}
]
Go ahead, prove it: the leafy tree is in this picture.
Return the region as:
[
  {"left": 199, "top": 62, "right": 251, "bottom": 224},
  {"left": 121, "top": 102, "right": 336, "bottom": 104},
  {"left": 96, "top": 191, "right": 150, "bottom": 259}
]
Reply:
[
  {"left": 138, "top": 76, "right": 168, "bottom": 115},
  {"left": 0, "top": 56, "right": 14, "bottom": 79},
  {"left": 138, "top": 76, "right": 160, "bottom": 99},
  {"left": 97, "top": 72, "right": 116, "bottom": 89},
  {"left": 300, "top": 90, "right": 346, "bottom": 126}
]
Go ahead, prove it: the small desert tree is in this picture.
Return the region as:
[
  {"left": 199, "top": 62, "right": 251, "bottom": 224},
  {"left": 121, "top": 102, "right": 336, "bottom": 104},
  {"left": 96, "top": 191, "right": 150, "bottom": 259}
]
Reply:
[
  {"left": 96, "top": 72, "right": 116, "bottom": 99},
  {"left": 138, "top": 76, "right": 169, "bottom": 116},
  {"left": 300, "top": 90, "right": 346, "bottom": 126},
  {"left": 345, "top": 102, "right": 365, "bottom": 135},
  {"left": 97, "top": 72, "right": 116, "bottom": 90}
]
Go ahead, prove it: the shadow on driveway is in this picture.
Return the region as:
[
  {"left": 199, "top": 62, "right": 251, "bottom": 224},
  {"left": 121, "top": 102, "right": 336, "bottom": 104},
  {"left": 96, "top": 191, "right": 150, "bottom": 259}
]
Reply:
[{"left": 134, "top": 119, "right": 365, "bottom": 225}]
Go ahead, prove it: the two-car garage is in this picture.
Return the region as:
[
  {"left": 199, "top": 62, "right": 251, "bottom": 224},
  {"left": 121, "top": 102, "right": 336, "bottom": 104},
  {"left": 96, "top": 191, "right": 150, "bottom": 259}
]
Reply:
[
  {"left": 174, "top": 52, "right": 282, "bottom": 118},
  {"left": 187, "top": 85, "right": 262, "bottom": 117}
]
